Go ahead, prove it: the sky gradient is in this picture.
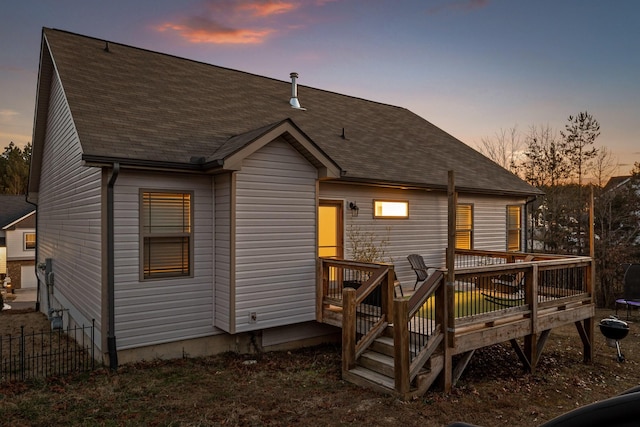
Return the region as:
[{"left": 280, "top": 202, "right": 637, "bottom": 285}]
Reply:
[{"left": 1, "top": 0, "right": 639, "bottom": 176}]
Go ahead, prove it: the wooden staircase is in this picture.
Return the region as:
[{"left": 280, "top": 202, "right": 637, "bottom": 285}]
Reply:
[{"left": 342, "top": 323, "right": 445, "bottom": 399}]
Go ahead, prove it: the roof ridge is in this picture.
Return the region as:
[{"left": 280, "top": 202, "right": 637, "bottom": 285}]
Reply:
[{"left": 43, "top": 27, "right": 408, "bottom": 112}]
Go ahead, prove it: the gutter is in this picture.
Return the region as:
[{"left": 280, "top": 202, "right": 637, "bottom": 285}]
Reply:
[
  {"left": 82, "top": 154, "right": 224, "bottom": 173},
  {"left": 25, "top": 197, "right": 40, "bottom": 312},
  {"left": 107, "top": 162, "right": 120, "bottom": 369}
]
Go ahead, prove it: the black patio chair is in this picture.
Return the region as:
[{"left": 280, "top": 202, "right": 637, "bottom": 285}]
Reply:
[
  {"left": 615, "top": 263, "right": 640, "bottom": 319},
  {"left": 407, "top": 254, "right": 431, "bottom": 290}
]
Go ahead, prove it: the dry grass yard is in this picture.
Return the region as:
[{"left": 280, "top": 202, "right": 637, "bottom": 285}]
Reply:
[{"left": 0, "top": 308, "right": 638, "bottom": 426}]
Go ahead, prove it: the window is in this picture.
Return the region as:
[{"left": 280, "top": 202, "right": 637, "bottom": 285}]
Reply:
[
  {"left": 507, "top": 205, "right": 522, "bottom": 251},
  {"left": 141, "top": 191, "right": 192, "bottom": 280},
  {"left": 24, "top": 232, "right": 36, "bottom": 251},
  {"left": 456, "top": 204, "right": 473, "bottom": 249},
  {"left": 373, "top": 200, "right": 409, "bottom": 218}
]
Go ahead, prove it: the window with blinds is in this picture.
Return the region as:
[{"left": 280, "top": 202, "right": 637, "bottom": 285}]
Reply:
[
  {"left": 507, "top": 205, "right": 522, "bottom": 251},
  {"left": 456, "top": 204, "right": 473, "bottom": 250},
  {"left": 141, "top": 191, "right": 192, "bottom": 279}
]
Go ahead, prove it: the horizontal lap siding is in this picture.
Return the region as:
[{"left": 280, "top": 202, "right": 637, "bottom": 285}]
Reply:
[
  {"left": 320, "top": 183, "right": 447, "bottom": 288},
  {"left": 5, "top": 228, "right": 36, "bottom": 259},
  {"left": 460, "top": 195, "right": 526, "bottom": 251},
  {"left": 113, "top": 171, "right": 216, "bottom": 349},
  {"left": 319, "top": 185, "right": 526, "bottom": 288},
  {"left": 214, "top": 174, "right": 232, "bottom": 332},
  {"left": 37, "top": 72, "right": 103, "bottom": 342},
  {"left": 234, "top": 139, "right": 317, "bottom": 332}
]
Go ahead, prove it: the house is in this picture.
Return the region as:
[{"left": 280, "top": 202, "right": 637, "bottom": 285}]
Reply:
[
  {"left": 28, "top": 28, "right": 543, "bottom": 367},
  {"left": 0, "top": 195, "right": 36, "bottom": 290},
  {"left": 602, "top": 174, "right": 640, "bottom": 246}
]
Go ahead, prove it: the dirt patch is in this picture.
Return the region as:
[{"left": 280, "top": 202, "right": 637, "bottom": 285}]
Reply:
[{"left": 0, "top": 308, "right": 639, "bottom": 426}]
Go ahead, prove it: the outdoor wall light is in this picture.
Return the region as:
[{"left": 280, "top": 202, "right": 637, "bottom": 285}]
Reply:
[{"left": 349, "top": 201, "right": 359, "bottom": 217}]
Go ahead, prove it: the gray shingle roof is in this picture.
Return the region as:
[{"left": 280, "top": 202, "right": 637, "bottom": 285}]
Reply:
[
  {"left": 38, "top": 28, "right": 540, "bottom": 196},
  {"left": 0, "top": 195, "right": 34, "bottom": 228}
]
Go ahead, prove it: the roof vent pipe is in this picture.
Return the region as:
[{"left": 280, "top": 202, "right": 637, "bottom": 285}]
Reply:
[{"left": 289, "top": 72, "right": 305, "bottom": 110}]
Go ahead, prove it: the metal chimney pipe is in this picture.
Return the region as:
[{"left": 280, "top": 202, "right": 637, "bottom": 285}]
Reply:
[{"left": 289, "top": 72, "right": 302, "bottom": 109}]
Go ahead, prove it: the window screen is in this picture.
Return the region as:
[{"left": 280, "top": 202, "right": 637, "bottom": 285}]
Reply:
[{"left": 456, "top": 204, "right": 473, "bottom": 250}]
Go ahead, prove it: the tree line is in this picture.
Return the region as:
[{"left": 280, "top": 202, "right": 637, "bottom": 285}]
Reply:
[
  {"left": 0, "top": 141, "right": 31, "bottom": 195},
  {"left": 478, "top": 112, "right": 640, "bottom": 307}
]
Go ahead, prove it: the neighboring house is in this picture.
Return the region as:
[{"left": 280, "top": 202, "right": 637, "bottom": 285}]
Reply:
[
  {"left": 0, "top": 195, "right": 36, "bottom": 289},
  {"left": 28, "top": 29, "right": 542, "bottom": 365},
  {"left": 603, "top": 174, "right": 640, "bottom": 246}
]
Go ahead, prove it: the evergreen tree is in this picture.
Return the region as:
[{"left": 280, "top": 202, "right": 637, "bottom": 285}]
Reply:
[{"left": 0, "top": 142, "right": 31, "bottom": 194}]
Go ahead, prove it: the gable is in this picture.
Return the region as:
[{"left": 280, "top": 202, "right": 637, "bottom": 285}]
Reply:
[{"left": 2, "top": 211, "right": 36, "bottom": 230}]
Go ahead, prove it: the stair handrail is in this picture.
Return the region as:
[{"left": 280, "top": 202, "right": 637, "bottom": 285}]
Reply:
[
  {"left": 394, "top": 269, "right": 446, "bottom": 395},
  {"left": 341, "top": 264, "right": 395, "bottom": 372}
]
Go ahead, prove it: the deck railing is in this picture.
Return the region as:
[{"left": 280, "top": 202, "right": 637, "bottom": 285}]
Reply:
[
  {"left": 319, "top": 250, "right": 593, "bottom": 396},
  {"left": 452, "top": 250, "right": 592, "bottom": 321}
]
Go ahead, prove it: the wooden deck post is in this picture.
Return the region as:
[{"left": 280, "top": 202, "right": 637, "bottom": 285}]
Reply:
[
  {"left": 342, "top": 287, "right": 357, "bottom": 372},
  {"left": 440, "top": 170, "right": 457, "bottom": 392},
  {"left": 384, "top": 265, "right": 395, "bottom": 321},
  {"left": 393, "top": 298, "right": 410, "bottom": 395},
  {"left": 317, "top": 259, "right": 328, "bottom": 322},
  {"left": 524, "top": 264, "right": 539, "bottom": 372},
  {"left": 583, "top": 259, "right": 595, "bottom": 362},
  {"left": 585, "top": 188, "right": 595, "bottom": 363}
]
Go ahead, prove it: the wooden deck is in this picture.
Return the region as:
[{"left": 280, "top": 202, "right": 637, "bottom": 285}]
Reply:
[{"left": 317, "top": 251, "right": 595, "bottom": 400}]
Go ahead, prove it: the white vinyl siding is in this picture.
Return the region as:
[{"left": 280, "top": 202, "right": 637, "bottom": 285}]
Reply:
[
  {"left": 319, "top": 184, "right": 526, "bottom": 288},
  {"left": 113, "top": 171, "right": 217, "bottom": 349},
  {"left": 466, "top": 195, "right": 525, "bottom": 250},
  {"left": 214, "top": 173, "right": 232, "bottom": 332},
  {"left": 5, "top": 228, "right": 37, "bottom": 259},
  {"left": 234, "top": 139, "right": 318, "bottom": 332},
  {"left": 36, "top": 71, "right": 103, "bottom": 342}
]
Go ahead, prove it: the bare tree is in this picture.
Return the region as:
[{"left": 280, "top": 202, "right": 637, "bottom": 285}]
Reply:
[
  {"left": 477, "top": 126, "right": 522, "bottom": 175},
  {"left": 589, "top": 146, "right": 619, "bottom": 187},
  {"left": 520, "top": 124, "right": 569, "bottom": 188}
]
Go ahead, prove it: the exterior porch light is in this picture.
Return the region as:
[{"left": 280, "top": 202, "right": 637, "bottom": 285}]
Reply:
[{"left": 349, "top": 202, "right": 359, "bottom": 217}]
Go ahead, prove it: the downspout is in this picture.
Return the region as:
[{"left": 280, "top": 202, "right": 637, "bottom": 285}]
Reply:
[
  {"left": 524, "top": 196, "right": 537, "bottom": 253},
  {"left": 107, "top": 162, "right": 120, "bottom": 369},
  {"left": 25, "top": 198, "right": 40, "bottom": 312}
]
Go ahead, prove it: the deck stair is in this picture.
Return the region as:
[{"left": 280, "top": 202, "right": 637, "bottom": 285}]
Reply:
[{"left": 342, "top": 324, "right": 445, "bottom": 399}]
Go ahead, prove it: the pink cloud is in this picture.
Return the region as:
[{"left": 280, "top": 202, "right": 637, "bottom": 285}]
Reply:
[
  {"left": 239, "top": 1, "right": 299, "bottom": 17},
  {"left": 157, "top": 16, "right": 274, "bottom": 44},
  {"left": 156, "top": 0, "right": 335, "bottom": 45}
]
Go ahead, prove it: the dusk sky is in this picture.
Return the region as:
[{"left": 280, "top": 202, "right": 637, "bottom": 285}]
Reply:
[{"left": 1, "top": 0, "right": 639, "bottom": 176}]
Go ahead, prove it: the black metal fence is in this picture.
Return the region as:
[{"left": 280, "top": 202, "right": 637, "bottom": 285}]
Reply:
[{"left": 0, "top": 321, "right": 97, "bottom": 383}]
